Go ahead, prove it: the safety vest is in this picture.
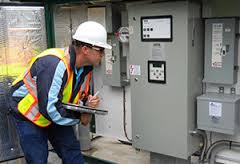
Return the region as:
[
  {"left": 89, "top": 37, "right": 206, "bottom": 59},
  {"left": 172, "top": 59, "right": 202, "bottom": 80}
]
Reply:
[{"left": 13, "top": 48, "right": 91, "bottom": 127}]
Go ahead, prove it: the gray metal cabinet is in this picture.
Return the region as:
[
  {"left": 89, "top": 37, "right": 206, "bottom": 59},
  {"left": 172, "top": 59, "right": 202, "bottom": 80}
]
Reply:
[{"left": 128, "top": 1, "right": 203, "bottom": 159}]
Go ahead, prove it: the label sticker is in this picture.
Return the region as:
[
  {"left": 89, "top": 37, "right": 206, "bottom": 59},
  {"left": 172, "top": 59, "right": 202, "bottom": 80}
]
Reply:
[
  {"left": 130, "top": 65, "right": 141, "bottom": 75},
  {"left": 212, "top": 23, "right": 223, "bottom": 68},
  {"left": 152, "top": 43, "right": 165, "bottom": 60},
  {"left": 209, "top": 102, "right": 222, "bottom": 117}
]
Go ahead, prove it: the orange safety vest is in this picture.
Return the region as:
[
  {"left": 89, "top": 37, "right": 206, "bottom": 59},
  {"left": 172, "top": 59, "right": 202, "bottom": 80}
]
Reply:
[{"left": 12, "top": 48, "right": 91, "bottom": 127}]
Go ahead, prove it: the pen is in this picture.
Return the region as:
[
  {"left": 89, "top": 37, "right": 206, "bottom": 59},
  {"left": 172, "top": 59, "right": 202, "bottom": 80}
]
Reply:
[
  {"left": 93, "top": 90, "right": 100, "bottom": 97},
  {"left": 88, "top": 91, "right": 100, "bottom": 103}
]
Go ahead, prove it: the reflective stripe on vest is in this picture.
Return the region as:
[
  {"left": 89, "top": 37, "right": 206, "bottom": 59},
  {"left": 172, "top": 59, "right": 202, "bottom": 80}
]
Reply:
[
  {"left": 15, "top": 48, "right": 91, "bottom": 127},
  {"left": 63, "top": 71, "right": 91, "bottom": 104},
  {"left": 72, "top": 73, "right": 91, "bottom": 104},
  {"left": 18, "top": 67, "right": 51, "bottom": 127}
]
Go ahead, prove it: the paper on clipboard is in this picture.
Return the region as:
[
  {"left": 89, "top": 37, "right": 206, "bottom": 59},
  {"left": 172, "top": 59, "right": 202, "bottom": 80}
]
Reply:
[{"left": 63, "top": 103, "right": 108, "bottom": 115}]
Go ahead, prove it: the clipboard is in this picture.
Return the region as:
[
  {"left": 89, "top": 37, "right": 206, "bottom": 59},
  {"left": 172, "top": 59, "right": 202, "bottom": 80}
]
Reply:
[{"left": 63, "top": 103, "right": 108, "bottom": 115}]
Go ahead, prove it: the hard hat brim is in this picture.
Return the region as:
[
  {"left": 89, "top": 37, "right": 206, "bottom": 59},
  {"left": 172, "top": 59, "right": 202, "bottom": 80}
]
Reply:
[
  {"left": 95, "top": 42, "right": 112, "bottom": 49},
  {"left": 72, "top": 36, "right": 112, "bottom": 50}
]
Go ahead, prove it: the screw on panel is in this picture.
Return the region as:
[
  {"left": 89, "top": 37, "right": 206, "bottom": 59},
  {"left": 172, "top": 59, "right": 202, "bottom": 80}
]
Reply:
[
  {"left": 135, "top": 134, "right": 140, "bottom": 139},
  {"left": 230, "top": 87, "right": 236, "bottom": 94},
  {"left": 218, "top": 87, "right": 224, "bottom": 93}
]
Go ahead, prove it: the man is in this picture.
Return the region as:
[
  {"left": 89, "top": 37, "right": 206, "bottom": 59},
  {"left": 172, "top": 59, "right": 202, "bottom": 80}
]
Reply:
[{"left": 8, "top": 21, "right": 112, "bottom": 164}]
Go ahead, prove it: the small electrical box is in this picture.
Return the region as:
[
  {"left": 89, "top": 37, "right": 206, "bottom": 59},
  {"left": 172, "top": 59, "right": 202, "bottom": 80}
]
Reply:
[
  {"left": 99, "top": 5, "right": 128, "bottom": 87},
  {"left": 102, "top": 35, "right": 128, "bottom": 87},
  {"left": 148, "top": 61, "right": 166, "bottom": 83},
  {"left": 203, "top": 18, "right": 239, "bottom": 84},
  {"left": 197, "top": 93, "right": 240, "bottom": 135}
]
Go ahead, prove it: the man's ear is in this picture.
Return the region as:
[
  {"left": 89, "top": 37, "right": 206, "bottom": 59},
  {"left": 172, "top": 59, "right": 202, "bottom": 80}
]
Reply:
[{"left": 81, "top": 46, "right": 89, "bottom": 55}]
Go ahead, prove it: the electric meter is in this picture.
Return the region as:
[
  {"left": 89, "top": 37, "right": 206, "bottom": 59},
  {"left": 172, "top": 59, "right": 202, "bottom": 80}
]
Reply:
[{"left": 116, "top": 27, "right": 129, "bottom": 43}]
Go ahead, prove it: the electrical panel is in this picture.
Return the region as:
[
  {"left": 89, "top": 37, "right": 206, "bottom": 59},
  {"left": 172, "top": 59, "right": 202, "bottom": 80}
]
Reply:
[
  {"left": 100, "top": 5, "right": 128, "bottom": 87},
  {"left": 203, "top": 18, "right": 239, "bottom": 84},
  {"left": 197, "top": 93, "right": 240, "bottom": 135},
  {"left": 129, "top": 1, "right": 203, "bottom": 159},
  {"left": 102, "top": 35, "right": 128, "bottom": 87}
]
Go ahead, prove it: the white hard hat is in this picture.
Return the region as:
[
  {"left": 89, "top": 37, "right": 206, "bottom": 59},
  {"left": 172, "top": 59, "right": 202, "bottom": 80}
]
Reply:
[{"left": 73, "top": 21, "right": 112, "bottom": 49}]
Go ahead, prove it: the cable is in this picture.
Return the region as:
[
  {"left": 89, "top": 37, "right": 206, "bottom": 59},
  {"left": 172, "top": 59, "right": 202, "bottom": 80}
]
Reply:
[
  {"left": 204, "top": 140, "right": 240, "bottom": 163},
  {"left": 122, "top": 86, "right": 132, "bottom": 142},
  {"left": 189, "top": 130, "right": 207, "bottom": 162},
  {"left": 209, "top": 132, "right": 212, "bottom": 145},
  {"left": 91, "top": 135, "right": 102, "bottom": 141}
]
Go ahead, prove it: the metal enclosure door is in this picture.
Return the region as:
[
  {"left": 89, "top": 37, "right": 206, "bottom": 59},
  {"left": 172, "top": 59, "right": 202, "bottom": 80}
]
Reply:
[
  {"left": 129, "top": 1, "right": 203, "bottom": 159},
  {"left": 204, "top": 18, "right": 238, "bottom": 85},
  {"left": 0, "top": 6, "right": 47, "bottom": 161}
]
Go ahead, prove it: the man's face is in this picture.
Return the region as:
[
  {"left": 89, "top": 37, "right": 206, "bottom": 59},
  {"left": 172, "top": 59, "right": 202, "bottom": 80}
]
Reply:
[{"left": 86, "top": 46, "right": 105, "bottom": 66}]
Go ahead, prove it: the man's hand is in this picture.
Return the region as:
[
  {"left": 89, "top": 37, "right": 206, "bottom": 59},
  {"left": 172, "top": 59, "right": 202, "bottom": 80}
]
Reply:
[
  {"left": 87, "top": 95, "right": 100, "bottom": 108},
  {"left": 80, "top": 94, "right": 100, "bottom": 126}
]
